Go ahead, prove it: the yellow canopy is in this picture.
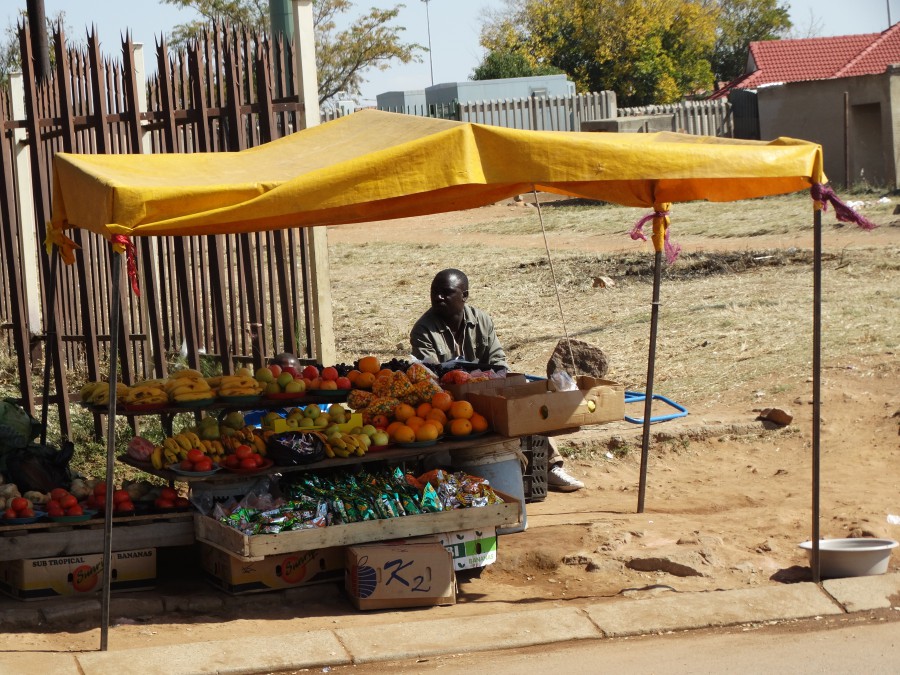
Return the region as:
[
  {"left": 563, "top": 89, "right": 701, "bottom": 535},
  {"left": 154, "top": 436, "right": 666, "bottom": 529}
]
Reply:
[{"left": 50, "top": 108, "right": 825, "bottom": 246}]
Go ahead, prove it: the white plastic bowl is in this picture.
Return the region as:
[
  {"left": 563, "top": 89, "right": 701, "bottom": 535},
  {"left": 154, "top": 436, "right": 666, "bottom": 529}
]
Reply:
[{"left": 799, "top": 538, "right": 898, "bottom": 578}]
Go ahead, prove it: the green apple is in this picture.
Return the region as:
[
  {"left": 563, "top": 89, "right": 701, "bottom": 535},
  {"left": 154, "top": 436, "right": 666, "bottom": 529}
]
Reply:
[
  {"left": 277, "top": 372, "right": 294, "bottom": 389},
  {"left": 285, "top": 417, "right": 299, "bottom": 429},
  {"left": 235, "top": 366, "right": 253, "bottom": 377},
  {"left": 350, "top": 426, "right": 364, "bottom": 435},
  {"left": 299, "top": 417, "right": 315, "bottom": 428},
  {"left": 354, "top": 433, "right": 372, "bottom": 448},
  {"left": 313, "top": 416, "right": 328, "bottom": 428},
  {"left": 326, "top": 425, "right": 342, "bottom": 437},
  {"left": 303, "top": 404, "right": 321, "bottom": 419},
  {"left": 199, "top": 424, "right": 220, "bottom": 441},
  {"left": 285, "top": 380, "right": 304, "bottom": 394},
  {"left": 371, "top": 431, "right": 390, "bottom": 446},
  {"left": 265, "top": 381, "right": 281, "bottom": 395},
  {"left": 361, "top": 424, "right": 378, "bottom": 437},
  {"left": 255, "top": 367, "right": 274, "bottom": 383}
]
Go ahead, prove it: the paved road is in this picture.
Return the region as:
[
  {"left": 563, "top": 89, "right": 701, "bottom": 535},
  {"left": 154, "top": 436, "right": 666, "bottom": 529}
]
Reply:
[{"left": 325, "top": 616, "right": 900, "bottom": 674}]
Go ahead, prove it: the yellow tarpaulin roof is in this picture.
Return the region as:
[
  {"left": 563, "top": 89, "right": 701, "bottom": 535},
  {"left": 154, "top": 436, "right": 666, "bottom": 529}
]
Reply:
[{"left": 50, "top": 108, "right": 826, "bottom": 245}]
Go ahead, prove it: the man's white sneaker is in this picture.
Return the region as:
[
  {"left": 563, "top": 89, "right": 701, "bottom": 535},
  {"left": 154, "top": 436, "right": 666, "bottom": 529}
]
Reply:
[{"left": 548, "top": 465, "right": 584, "bottom": 492}]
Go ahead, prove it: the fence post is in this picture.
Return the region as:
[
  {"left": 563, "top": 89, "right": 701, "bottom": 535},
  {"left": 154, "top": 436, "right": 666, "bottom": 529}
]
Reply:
[{"left": 8, "top": 74, "right": 41, "bottom": 337}]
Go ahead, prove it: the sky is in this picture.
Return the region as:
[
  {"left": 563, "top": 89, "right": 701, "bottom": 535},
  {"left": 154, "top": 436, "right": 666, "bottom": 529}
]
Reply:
[{"left": 3, "top": 0, "right": 898, "bottom": 105}]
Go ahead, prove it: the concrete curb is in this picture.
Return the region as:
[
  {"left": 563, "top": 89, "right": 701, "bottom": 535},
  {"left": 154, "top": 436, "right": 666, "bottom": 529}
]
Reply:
[{"left": 2, "top": 574, "right": 898, "bottom": 675}]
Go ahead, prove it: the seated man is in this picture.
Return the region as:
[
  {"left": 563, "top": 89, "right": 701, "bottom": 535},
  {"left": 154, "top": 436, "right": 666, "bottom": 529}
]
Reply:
[{"left": 411, "top": 268, "right": 584, "bottom": 492}]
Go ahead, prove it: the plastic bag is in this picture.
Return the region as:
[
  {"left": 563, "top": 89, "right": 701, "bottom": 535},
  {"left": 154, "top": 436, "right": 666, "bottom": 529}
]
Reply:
[
  {"left": 549, "top": 370, "right": 578, "bottom": 392},
  {"left": 3, "top": 440, "right": 75, "bottom": 493}
]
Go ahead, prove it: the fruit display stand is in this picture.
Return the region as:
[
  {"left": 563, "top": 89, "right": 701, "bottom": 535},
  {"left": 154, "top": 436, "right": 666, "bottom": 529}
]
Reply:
[{"left": 118, "top": 434, "right": 524, "bottom": 561}]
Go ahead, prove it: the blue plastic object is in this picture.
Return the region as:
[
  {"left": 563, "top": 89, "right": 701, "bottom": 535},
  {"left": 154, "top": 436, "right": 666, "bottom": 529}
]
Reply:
[{"left": 624, "top": 390, "right": 688, "bottom": 424}]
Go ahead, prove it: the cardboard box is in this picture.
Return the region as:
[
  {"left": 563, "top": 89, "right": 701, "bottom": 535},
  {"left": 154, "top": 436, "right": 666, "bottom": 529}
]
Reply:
[
  {"left": 345, "top": 542, "right": 456, "bottom": 610},
  {"left": 468, "top": 376, "right": 625, "bottom": 437},
  {"left": 0, "top": 549, "right": 156, "bottom": 601},
  {"left": 438, "top": 529, "right": 497, "bottom": 571},
  {"left": 442, "top": 373, "right": 528, "bottom": 402},
  {"left": 200, "top": 543, "right": 343, "bottom": 595}
]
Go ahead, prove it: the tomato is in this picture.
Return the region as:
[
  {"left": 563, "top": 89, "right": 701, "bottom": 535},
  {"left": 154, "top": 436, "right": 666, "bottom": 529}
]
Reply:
[
  {"left": 93, "top": 493, "right": 106, "bottom": 508},
  {"left": 10, "top": 497, "right": 28, "bottom": 512},
  {"left": 50, "top": 487, "right": 70, "bottom": 501},
  {"left": 224, "top": 455, "right": 240, "bottom": 468},
  {"left": 187, "top": 448, "right": 205, "bottom": 463},
  {"left": 179, "top": 458, "right": 194, "bottom": 471},
  {"left": 193, "top": 458, "right": 213, "bottom": 472},
  {"left": 174, "top": 496, "right": 190, "bottom": 508},
  {"left": 116, "top": 499, "right": 134, "bottom": 512},
  {"left": 234, "top": 444, "right": 253, "bottom": 460},
  {"left": 113, "top": 489, "right": 130, "bottom": 504},
  {"left": 155, "top": 497, "right": 175, "bottom": 509},
  {"left": 160, "top": 487, "right": 179, "bottom": 501},
  {"left": 47, "top": 502, "right": 65, "bottom": 517},
  {"left": 20, "top": 508, "right": 34, "bottom": 517},
  {"left": 93, "top": 481, "right": 107, "bottom": 496},
  {"left": 253, "top": 453, "right": 266, "bottom": 467},
  {"left": 65, "top": 504, "right": 83, "bottom": 516},
  {"left": 59, "top": 494, "right": 78, "bottom": 510},
  {"left": 239, "top": 457, "right": 258, "bottom": 470},
  {"left": 3, "top": 508, "right": 17, "bottom": 520}
]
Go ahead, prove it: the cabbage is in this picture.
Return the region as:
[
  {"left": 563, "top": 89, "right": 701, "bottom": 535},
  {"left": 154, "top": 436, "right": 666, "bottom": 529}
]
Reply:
[{"left": 0, "top": 400, "right": 42, "bottom": 452}]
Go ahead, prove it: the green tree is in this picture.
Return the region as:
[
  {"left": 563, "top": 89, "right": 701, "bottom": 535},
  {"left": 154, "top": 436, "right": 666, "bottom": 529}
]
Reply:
[
  {"left": 471, "top": 50, "right": 562, "bottom": 80},
  {"left": 709, "top": 0, "right": 792, "bottom": 84},
  {"left": 480, "top": 0, "right": 719, "bottom": 106},
  {"left": 161, "top": 0, "right": 424, "bottom": 104},
  {"left": 0, "top": 9, "right": 71, "bottom": 88}
]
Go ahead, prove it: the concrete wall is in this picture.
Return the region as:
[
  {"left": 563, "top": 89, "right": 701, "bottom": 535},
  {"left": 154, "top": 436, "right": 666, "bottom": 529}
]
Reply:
[
  {"left": 425, "top": 74, "right": 575, "bottom": 108},
  {"left": 757, "top": 69, "right": 900, "bottom": 189},
  {"left": 376, "top": 90, "right": 426, "bottom": 111}
]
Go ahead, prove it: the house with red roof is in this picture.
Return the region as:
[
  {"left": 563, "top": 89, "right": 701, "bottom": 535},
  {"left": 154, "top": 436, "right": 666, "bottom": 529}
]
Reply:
[{"left": 716, "top": 23, "right": 900, "bottom": 188}]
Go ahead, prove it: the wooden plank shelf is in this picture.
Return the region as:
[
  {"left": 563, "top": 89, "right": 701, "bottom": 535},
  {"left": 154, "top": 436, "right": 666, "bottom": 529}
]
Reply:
[
  {"left": 195, "top": 489, "right": 522, "bottom": 562},
  {"left": 0, "top": 512, "right": 195, "bottom": 561}
]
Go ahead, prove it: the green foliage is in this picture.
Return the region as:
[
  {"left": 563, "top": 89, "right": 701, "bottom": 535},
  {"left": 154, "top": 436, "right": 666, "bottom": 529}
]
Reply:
[
  {"left": 479, "top": 0, "right": 791, "bottom": 105},
  {"left": 161, "top": 0, "right": 424, "bottom": 105},
  {"left": 710, "top": 0, "right": 792, "bottom": 84},
  {"left": 0, "top": 9, "right": 71, "bottom": 88},
  {"left": 472, "top": 50, "right": 563, "bottom": 80}
]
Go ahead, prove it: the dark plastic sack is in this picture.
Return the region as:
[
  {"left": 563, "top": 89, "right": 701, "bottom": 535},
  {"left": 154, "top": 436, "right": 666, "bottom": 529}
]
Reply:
[
  {"left": 4, "top": 440, "right": 75, "bottom": 493},
  {"left": 266, "top": 432, "right": 325, "bottom": 466}
]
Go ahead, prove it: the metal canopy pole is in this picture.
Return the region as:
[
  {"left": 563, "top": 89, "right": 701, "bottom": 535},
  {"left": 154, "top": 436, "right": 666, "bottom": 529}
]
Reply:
[
  {"left": 637, "top": 248, "right": 663, "bottom": 513},
  {"left": 811, "top": 208, "right": 822, "bottom": 583},
  {"left": 39, "top": 247, "right": 60, "bottom": 444},
  {"left": 100, "top": 253, "right": 122, "bottom": 651}
]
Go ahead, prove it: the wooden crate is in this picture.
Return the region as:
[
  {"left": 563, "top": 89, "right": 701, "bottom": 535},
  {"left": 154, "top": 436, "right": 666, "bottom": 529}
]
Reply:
[{"left": 194, "top": 490, "right": 522, "bottom": 562}]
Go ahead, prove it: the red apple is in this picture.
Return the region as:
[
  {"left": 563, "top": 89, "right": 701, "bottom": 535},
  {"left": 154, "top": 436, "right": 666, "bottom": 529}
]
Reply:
[
  {"left": 302, "top": 365, "right": 319, "bottom": 379},
  {"left": 335, "top": 376, "right": 352, "bottom": 390},
  {"left": 268, "top": 363, "right": 282, "bottom": 378},
  {"left": 321, "top": 366, "right": 338, "bottom": 381}
]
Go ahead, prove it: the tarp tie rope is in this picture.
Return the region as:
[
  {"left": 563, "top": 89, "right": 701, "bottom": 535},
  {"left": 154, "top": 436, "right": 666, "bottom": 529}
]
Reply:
[
  {"left": 43, "top": 222, "right": 80, "bottom": 265},
  {"left": 630, "top": 208, "right": 680, "bottom": 263},
  {"left": 810, "top": 184, "right": 877, "bottom": 230},
  {"left": 111, "top": 235, "right": 141, "bottom": 296}
]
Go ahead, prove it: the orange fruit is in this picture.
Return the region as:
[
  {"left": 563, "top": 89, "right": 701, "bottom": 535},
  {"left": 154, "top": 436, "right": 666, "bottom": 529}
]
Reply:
[
  {"left": 416, "top": 402, "right": 433, "bottom": 418},
  {"left": 426, "top": 408, "right": 447, "bottom": 425},
  {"left": 355, "top": 372, "right": 376, "bottom": 389},
  {"left": 385, "top": 421, "right": 405, "bottom": 437},
  {"left": 358, "top": 356, "right": 381, "bottom": 374},
  {"left": 406, "top": 416, "right": 426, "bottom": 431},
  {"left": 347, "top": 369, "right": 362, "bottom": 384},
  {"left": 449, "top": 400, "right": 474, "bottom": 420},
  {"left": 392, "top": 424, "right": 416, "bottom": 444},
  {"left": 415, "top": 423, "right": 439, "bottom": 442},
  {"left": 394, "top": 403, "right": 416, "bottom": 422},
  {"left": 470, "top": 412, "right": 489, "bottom": 433},
  {"left": 449, "top": 418, "right": 472, "bottom": 436},
  {"left": 431, "top": 391, "right": 453, "bottom": 412},
  {"left": 423, "top": 418, "right": 443, "bottom": 436}
]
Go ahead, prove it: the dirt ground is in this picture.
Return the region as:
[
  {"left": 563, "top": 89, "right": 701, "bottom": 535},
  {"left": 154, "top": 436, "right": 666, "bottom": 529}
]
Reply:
[{"left": 1, "top": 193, "right": 898, "bottom": 655}]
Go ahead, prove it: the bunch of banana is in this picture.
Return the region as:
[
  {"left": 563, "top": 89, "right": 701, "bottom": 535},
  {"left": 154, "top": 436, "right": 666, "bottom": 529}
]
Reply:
[
  {"left": 80, "top": 381, "right": 130, "bottom": 406},
  {"left": 215, "top": 374, "right": 263, "bottom": 398},
  {"left": 165, "top": 370, "right": 213, "bottom": 403},
  {"left": 122, "top": 379, "right": 169, "bottom": 406},
  {"left": 310, "top": 431, "right": 369, "bottom": 458},
  {"left": 220, "top": 425, "right": 267, "bottom": 455}
]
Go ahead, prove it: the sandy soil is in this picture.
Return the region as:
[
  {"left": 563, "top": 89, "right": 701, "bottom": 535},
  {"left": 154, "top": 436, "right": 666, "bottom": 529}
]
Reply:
[{"left": 1, "top": 195, "right": 897, "bottom": 655}]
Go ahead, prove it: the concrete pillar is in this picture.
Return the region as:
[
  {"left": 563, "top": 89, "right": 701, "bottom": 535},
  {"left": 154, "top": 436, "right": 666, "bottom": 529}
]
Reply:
[{"left": 291, "top": 0, "right": 335, "bottom": 366}]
